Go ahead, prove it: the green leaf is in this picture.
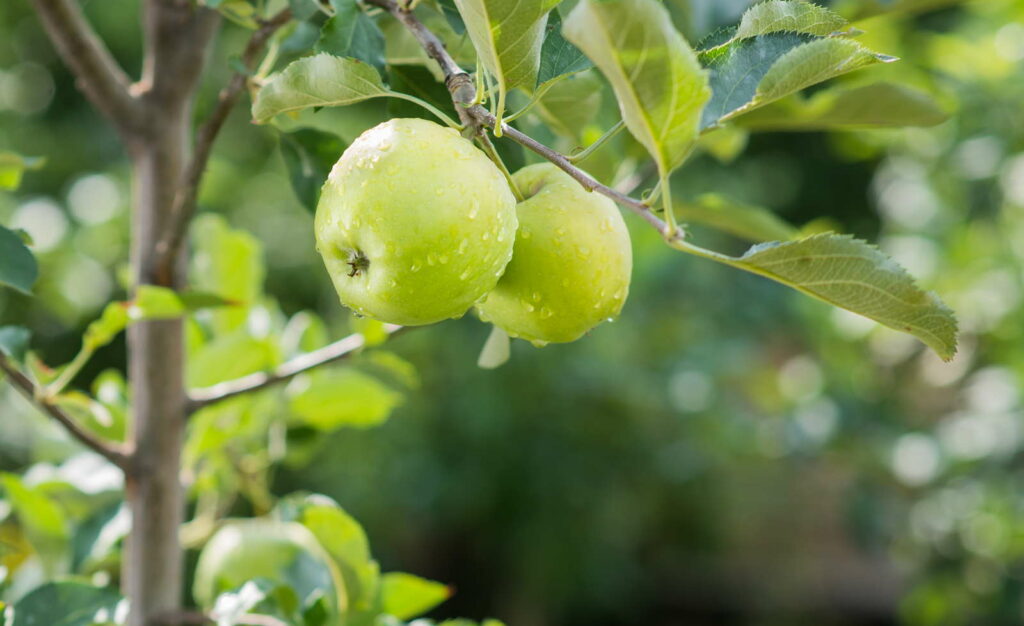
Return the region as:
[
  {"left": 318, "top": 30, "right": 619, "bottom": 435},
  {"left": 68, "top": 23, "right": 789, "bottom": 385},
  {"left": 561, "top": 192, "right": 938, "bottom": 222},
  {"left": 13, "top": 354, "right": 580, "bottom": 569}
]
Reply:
[
  {"left": 700, "top": 32, "right": 815, "bottom": 128},
  {"left": 535, "top": 9, "right": 592, "bottom": 89},
  {"left": 188, "top": 332, "right": 276, "bottom": 388},
  {"left": 534, "top": 72, "right": 603, "bottom": 142},
  {"left": 9, "top": 582, "right": 121, "bottom": 626},
  {"left": 1, "top": 474, "right": 69, "bottom": 574},
  {"left": 0, "top": 326, "right": 30, "bottom": 363},
  {"left": 83, "top": 302, "right": 130, "bottom": 352},
  {"left": 699, "top": 33, "right": 894, "bottom": 129},
  {"left": 317, "top": 0, "right": 386, "bottom": 75},
  {"left": 252, "top": 54, "right": 391, "bottom": 124},
  {"left": 682, "top": 233, "right": 958, "bottom": 360},
  {"left": 676, "top": 193, "right": 798, "bottom": 242},
  {"left": 0, "top": 152, "right": 44, "bottom": 191},
  {"left": 71, "top": 501, "right": 129, "bottom": 573},
  {"left": 380, "top": 572, "right": 451, "bottom": 620},
  {"left": 289, "top": 0, "right": 321, "bottom": 21},
  {"left": 756, "top": 38, "right": 896, "bottom": 104},
  {"left": 728, "top": 0, "right": 847, "bottom": 42},
  {"left": 191, "top": 215, "right": 266, "bottom": 334},
  {"left": 278, "top": 494, "right": 380, "bottom": 611},
  {"left": 453, "top": 0, "right": 558, "bottom": 118},
  {"left": 0, "top": 224, "right": 38, "bottom": 294},
  {"left": 288, "top": 369, "right": 402, "bottom": 430},
  {"left": 734, "top": 82, "right": 950, "bottom": 131},
  {"left": 280, "top": 129, "right": 348, "bottom": 213},
  {"left": 564, "top": 0, "right": 711, "bottom": 175},
  {"left": 477, "top": 326, "right": 509, "bottom": 369}
]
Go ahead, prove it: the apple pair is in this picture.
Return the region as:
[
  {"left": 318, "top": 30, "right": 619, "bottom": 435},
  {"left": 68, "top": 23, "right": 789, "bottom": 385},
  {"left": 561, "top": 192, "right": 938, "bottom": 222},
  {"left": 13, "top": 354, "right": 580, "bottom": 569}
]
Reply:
[{"left": 314, "top": 118, "right": 632, "bottom": 346}]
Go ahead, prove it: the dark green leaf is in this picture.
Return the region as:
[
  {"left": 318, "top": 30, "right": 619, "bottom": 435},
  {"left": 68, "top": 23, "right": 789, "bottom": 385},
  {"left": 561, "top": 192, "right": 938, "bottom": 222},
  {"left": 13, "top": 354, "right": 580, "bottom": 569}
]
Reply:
[
  {"left": 700, "top": 32, "right": 816, "bottom": 129},
  {"left": 0, "top": 325, "right": 30, "bottom": 363},
  {"left": 9, "top": 582, "right": 121, "bottom": 626},
  {"left": 0, "top": 224, "right": 38, "bottom": 294},
  {"left": 317, "top": 0, "right": 386, "bottom": 75},
  {"left": 289, "top": 0, "right": 322, "bottom": 21},
  {"left": 280, "top": 129, "right": 348, "bottom": 213},
  {"left": 71, "top": 501, "right": 128, "bottom": 573},
  {"left": 536, "top": 10, "right": 592, "bottom": 89}
]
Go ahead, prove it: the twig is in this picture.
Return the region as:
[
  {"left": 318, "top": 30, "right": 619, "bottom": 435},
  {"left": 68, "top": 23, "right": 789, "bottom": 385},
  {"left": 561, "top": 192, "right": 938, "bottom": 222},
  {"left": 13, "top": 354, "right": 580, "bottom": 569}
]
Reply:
[
  {"left": 363, "top": 0, "right": 679, "bottom": 240},
  {"left": 186, "top": 325, "right": 407, "bottom": 413},
  {"left": 0, "top": 353, "right": 131, "bottom": 470},
  {"left": 155, "top": 8, "right": 293, "bottom": 284},
  {"left": 28, "top": 0, "right": 141, "bottom": 136}
]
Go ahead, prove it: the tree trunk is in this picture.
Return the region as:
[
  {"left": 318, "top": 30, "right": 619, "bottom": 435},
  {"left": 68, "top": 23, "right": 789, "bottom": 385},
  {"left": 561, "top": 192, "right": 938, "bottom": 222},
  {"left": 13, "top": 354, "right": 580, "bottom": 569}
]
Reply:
[
  {"left": 124, "top": 117, "right": 189, "bottom": 626},
  {"left": 123, "top": 4, "right": 219, "bottom": 623}
]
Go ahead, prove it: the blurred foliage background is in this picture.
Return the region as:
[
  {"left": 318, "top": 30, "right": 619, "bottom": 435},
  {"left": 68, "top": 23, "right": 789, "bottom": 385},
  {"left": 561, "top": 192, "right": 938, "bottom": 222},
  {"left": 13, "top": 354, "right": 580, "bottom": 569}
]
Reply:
[{"left": 2, "top": 0, "right": 1024, "bottom": 624}]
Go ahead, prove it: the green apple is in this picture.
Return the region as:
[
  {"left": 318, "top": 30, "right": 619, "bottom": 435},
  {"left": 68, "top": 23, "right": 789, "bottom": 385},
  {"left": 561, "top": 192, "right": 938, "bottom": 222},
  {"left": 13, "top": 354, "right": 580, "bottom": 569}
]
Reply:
[
  {"left": 315, "top": 118, "right": 518, "bottom": 325},
  {"left": 193, "top": 519, "right": 345, "bottom": 613},
  {"left": 477, "top": 163, "right": 632, "bottom": 345}
]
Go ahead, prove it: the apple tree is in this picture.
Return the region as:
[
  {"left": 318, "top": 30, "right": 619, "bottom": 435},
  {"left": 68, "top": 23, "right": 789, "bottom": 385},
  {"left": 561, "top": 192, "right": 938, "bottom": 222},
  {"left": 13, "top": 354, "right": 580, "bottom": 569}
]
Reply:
[{"left": 0, "top": 0, "right": 960, "bottom": 625}]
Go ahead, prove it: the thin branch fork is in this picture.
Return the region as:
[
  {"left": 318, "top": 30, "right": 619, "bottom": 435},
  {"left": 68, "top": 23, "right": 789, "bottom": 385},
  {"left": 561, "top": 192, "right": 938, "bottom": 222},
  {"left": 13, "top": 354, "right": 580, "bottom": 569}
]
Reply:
[
  {"left": 0, "top": 354, "right": 131, "bottom": 470},
  {"left": 155, "top": 8, "right": 293, "bottom": 284},
  {"left": 363, "top": 0, "right": 678, "bottom": 240},
  {"left": 186, "top": 325, "right": 406, "bottom": 413}
]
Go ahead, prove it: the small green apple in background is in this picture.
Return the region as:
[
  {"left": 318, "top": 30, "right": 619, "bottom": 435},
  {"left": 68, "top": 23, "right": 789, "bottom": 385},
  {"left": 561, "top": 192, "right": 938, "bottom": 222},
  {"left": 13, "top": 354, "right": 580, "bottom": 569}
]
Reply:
[
  {"left": 315, "top": 118, "right": 518, "bottom": 326},
  {"left": 193, "top": 519, "right": 345, "bottom": 613},
  {"left": 477, "top": 163, "right": 633, "bottom": 345}
]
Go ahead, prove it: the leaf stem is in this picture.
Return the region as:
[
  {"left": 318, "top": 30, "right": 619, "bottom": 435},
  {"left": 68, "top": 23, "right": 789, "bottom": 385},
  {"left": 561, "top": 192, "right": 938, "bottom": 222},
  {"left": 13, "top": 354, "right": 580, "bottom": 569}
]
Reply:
[
  {"left": 567, "top": 120, "right": 625, "bottom": 163},
  {"left": 44, "top": 345, "right": 94, "bottom": 397},
  {"left": 385, "top": 91, "right": 463, "bottom": 129},
  {"left": 477, "top": 133, "right": 525, "bottom": 202}
]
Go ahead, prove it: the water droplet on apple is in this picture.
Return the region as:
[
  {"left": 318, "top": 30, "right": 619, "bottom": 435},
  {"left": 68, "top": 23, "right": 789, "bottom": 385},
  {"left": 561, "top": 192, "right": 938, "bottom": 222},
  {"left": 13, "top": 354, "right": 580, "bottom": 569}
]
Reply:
[{"left": 410, "top": 261, "right": 422, "bottom": 272}]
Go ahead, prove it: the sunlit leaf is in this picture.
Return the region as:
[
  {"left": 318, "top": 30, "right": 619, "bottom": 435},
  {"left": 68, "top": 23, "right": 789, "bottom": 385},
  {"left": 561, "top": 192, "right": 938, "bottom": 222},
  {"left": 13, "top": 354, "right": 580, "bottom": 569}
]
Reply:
[
  {"left": 191, "top": 215, "right": 266, "bottom": 334},
  {"left": 0, "top": 225, "right": 38, "bottom": 294},
  {"left": 564, "top": 0, "right": 711, "bottom": 175},
  {"left": 0, "top": 152, "right": 44, "bottom": 191},
  {"left": 756, "top": 38, "right": 896, "bottom": 104},
  {"left": 8, "top": 582, "right": 121, "bottom": 626},
  {"left": 0, "top": 474, "right": 69, "bottom": 575},
  {"left": 686, "top": 233, "right": 958, "bottom": 360},
  {"left": 729, "top": 0, "right": 847, "bottom": 42},
  {"left": 252, "top": 54, "right": 391, "bottom": 124},
  {"left": 735, "top": 81, "right": 949, "bottom": 131},
  {"left": 188, "top": 332, "right": 277, "bottom": 388},
  {"left": 277, "top": 494, "right": 380, "bottom": 611},
  {"left": 380, "top": 572, "right": 451, "bottom": 620},
  {"left": 288, "top": 369, "right": 402, "bottom": 430},
  {"left": 453, "top": 0, "right": 559, "bottom": 120}
]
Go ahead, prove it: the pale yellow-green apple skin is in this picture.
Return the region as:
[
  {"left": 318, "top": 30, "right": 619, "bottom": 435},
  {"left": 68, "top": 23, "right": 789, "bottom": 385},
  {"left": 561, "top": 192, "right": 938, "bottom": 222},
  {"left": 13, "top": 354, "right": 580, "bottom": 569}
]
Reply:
[
  {"left": 314, "top": 118, "right": 518, "bottom": 325},
  {"left": 193, "top": 519, "right": 346, "bottom": 613},
  {"left": 477, "top": 163, "right": 633, "bottom": 345}
]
